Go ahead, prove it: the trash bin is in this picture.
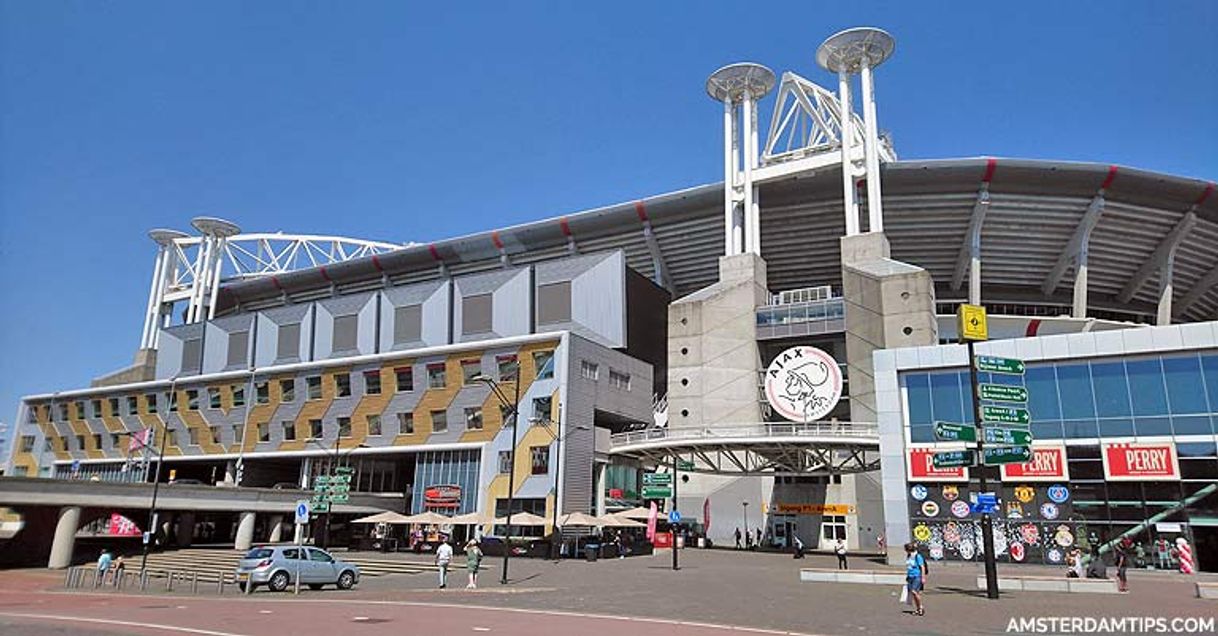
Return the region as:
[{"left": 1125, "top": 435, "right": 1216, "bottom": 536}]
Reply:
[
  {"left": 697, "top": 537, "right": 706, "bottom": 548},
  {"left": 585, "top": 543, "right": 600, "bottom": 562}
]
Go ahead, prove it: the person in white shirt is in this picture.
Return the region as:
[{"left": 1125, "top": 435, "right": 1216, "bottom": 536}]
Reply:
[
  {"left": 435, "top": 537, "right": 453, "bottom": 589},
  {"left": 835, "top": 539, "right": 848, "bottom": 570}
]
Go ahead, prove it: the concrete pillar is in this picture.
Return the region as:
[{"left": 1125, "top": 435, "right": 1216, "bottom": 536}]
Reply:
[
  {"left": 1157, "top": 256, "right": 1175, "bottom": 326},
  {"left": 234, "top": 512, "right": 256, "bottom": 551},
  {"left": 48, "top": 506, "right": 81, "bottom": 569},
  {"left": 223, "top": 461, "right": 237, "bottom": 486},
  {"left": 594, "top": 464, "right": 608, "bottom": 517},
  {"left": 175, "top": 512, "right": 195, "bottom": 547},
  {"left": 268, "top": 516, "right": 285, "bottom": 543}
]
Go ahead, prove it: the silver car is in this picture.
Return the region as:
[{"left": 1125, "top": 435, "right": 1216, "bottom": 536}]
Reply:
[{"left": 235, "top": 546, "right": 359, "bottom": 592}]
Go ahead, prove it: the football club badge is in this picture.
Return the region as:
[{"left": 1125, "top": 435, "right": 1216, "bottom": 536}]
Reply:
[
  {"left": 958, "top": 539, "right": 976, "bottom": 560},
  {"left": 1047, "top": 484, "right": 1069, "bottom": 504},
  {"left": 1047, "top": 547, "right": 1063, "bottom": 563},
  {"left": 941, "top": 485, "right": 959, "bottom": 501},
  {"left": 1054, "top": 525, "right": 1074, "bottom": 547},
  {"left": 1010, "top": 542, "right": 1026, "bottom": 562},
  {"left": 929, "top": 543, "right": 944, "bottom": 560},
  {"left": 1005, "top": 501, "right": 1024, "bottom": 519},
  {"left": 913, "top": 523, "right": 931, "bottom": 542},
  {"left": 921, "top": 501, "right": 940, "bottom": 517},
  {"left": 1040, "top": 502, "right": 1059, "bottom": 520},
  {"left": 951, "top": 500, "right": 971, "bottom": 519},
  {"left": 910, "top": 485, "right": 928, "bottom": 501},
  {"left": 1014, "top": 485, "right": 1035, "bottom": 504}
]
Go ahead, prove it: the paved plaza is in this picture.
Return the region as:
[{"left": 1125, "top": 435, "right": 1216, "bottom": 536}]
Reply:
[{"left": 1, "top": 548, "right": 1213, "bottom": 635}]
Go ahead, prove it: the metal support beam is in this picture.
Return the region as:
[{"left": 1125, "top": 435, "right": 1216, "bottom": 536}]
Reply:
[
  {"left": 951, "top": 186, "right": 990, "bottom": 302},
  {"left": 636, "top": 202, "right": 676, "bottom": 295},
  {"left": 1175, "top": 264, "right": 1218, "bottom": 320},
  {"left": 838, "top": 72, "right": 858, "bottom": 236},
  {"left": 1117, "top": 211, "right": 1196, "bottom": 304},
  {"left": 1042, "top": 194, "right": 1105, "bottom": 297}
]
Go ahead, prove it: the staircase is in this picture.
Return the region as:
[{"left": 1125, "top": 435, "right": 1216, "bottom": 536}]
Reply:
[{"left": 89, "top": 547, "right": 444, "bottom": 582}]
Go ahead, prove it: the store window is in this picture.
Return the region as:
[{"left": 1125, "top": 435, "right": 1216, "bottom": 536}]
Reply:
[{"left": 821, "top": 515, "right": 847, "bottom": 542}]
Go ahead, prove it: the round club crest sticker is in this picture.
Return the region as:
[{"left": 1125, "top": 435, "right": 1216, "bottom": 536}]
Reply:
[
  {"left": 1040, "top": 502, "right": 1059, "bottom": 520},
  {"left": 921, "top": 501, "right": 940, "bottom": 517},
  {"left": 950, "top": 500, "right": 971, "bottom": 518},
  {"left": 910, "top": 485, "right": 928, "bottom": 501},
  {"left": 913, "top": 524, "right": 931, "bottom": 542},
  {"left": 763, "top": 346, "right": 843, "bottom": 422},
  {"left": 1047, "top": 548, "right": 1063, "bottom": 563},
  {"left": 1014, "top": 485, "right": 1035, "bottom": 504},
  {"left": 941, "top": 485, "right": 959, "bottom": 501},
  {"left": 1010, "top": 542, "right": 1026, "bottom": 562},
  {"left": 1047, "top": 484, "right": 1069, "bottom": 504}
]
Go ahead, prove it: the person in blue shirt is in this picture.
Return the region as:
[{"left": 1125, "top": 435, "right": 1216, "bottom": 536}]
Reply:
[
  {"left": 95, "top": 549, "right": 113, "bottom": 587},
  {"left": 904, "top": 542, "right": 927, "bottom": 616}
]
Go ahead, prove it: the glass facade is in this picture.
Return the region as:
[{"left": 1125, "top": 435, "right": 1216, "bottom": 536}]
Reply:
[
  {"left": 410, "top": 449, "right": 480, "bottom": 514},
  {"left": 901, "top": 350, "right": 1218, "bottom": 568}
]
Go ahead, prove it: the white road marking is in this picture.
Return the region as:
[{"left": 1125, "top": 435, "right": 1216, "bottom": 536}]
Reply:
[
  {"left": 258, "top": 610, "right": 273, "bottom": 614},
  {"left": 472, "top": 628, "right": 491, "bottom": 632},
  {"left": 0, "top": 612, "right": 252, "bottom": 636}
]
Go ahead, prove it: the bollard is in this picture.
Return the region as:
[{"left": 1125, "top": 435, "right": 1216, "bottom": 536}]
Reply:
[
  {"left": 191, "top": 572, "right": 198, "bottom": 594},
  {"left": 243, "top": 574, "right": 252, "bottom": 596},
  {"left": 91, "top": 569, "right": 99, "bottom": 588},
  {"left": 139, "top": 570, "right": 148, "bottom": 590},
  {"left": 166, "top": 571, "right": 174, "bottom": 592},
  {"left": 216, "top": 573, "right": 225, "bottom": 595}
]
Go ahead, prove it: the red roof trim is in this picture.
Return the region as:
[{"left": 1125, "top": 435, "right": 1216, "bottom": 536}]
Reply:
[
  {"left": 559, "top": 217, "right": 572, "bottom": 237},
  {"left": 371, "top": 255, "right": 384, "bottom": 272},
  {"left": 1194, "top": 183, "right": 1214, "bottom": 207},
  {"left": 319, "top": 266, "right": 331, "bottom": 282},
  {"left": 491, "top": 231, "right": 504, "bottom": 249},
  {"left": 1100, "top": 165, "right": 1118, "bottom": 190},
  {"left": 428, "top": 244, "right": 442, "bottom": 262},
  {"left": 982, "top": 158, "right": 997, "bottom": 183},
  {"left": 634, "top": 201, "right": 648, "bottom": 223}
]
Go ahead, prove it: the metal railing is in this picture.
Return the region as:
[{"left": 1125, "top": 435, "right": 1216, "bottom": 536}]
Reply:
[
  {"left": 63, "top": 566, "right": 238, "bottom": 595},
  {"left": 609, "top": 421, "right": 879, "bottom": 447}
]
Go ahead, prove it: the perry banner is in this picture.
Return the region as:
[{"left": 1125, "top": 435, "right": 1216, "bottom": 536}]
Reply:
[
  {"left": 1001, "top": 445, "right": 1069, "bottom": 482},
  {"left": 907, "top": 447, "right": 970, "bottom": 482},
  {"left": 1102, "top": 442, "right": 1180, "bottom": 481}
]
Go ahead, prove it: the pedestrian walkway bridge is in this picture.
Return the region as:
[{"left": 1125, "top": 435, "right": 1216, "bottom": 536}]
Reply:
[{"left": 607, "top": 422, "right": 880, "bottom": 476}]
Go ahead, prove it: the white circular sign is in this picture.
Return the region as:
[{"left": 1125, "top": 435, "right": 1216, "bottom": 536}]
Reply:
[{"left": 764, "top": 346, "right": 843, "bottom": 422}]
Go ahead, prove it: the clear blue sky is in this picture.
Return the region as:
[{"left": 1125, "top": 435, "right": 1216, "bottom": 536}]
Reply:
[{"left": 1, "top": 1, "right": 1215, "bottom": 451}]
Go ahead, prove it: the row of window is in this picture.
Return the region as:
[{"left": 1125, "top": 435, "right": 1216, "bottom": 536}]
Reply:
[
  {"left": 578, "top": 360, "right": 632, "bottom": 390},
  {"left": 26, "top": 351, "right": 556, "bottom": 424}
]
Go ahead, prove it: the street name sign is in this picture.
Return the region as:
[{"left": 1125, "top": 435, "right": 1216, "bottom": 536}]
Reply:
[
  {"left": 976, "top": 356, "right": 1025, "bottom": 375},
  {"left": 931, "top": 450, "right": 976, "bottom": 469},
  {"left": 643, "top": 473, "right": 673, "bottom": 485},
  {"left": 983, "top": 427, "right": 1034, "bottom": 446},
  {"left": 934, "top": 421, "right": 976, "bottom": 443},
  {"left": 982, "top": 446, "right": 1033, "bottom": 466},
  {"left": 982, "top": 405, "right": 1031, "bottom": 425},
  {"left": 979, "top": 384, "right": 1028, "bottom": 403},
  {"left": 642, "top": 485, "right": 673, "bottom": 499}
]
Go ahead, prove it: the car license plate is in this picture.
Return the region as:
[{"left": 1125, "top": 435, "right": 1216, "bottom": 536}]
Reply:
[{"left": 237, "top": 573, "right": 249, "bottom": 581}]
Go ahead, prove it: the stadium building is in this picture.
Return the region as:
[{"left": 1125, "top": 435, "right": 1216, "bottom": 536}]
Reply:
[{"left": 4, "top": 28, "right": 1216, "bottom": 571}]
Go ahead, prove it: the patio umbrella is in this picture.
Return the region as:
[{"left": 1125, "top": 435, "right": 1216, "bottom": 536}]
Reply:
[
  {"left": 492, "top": 511, "right": 548, "bottom": 526},
  {"left": 448, "top": 512, "right": 489, "bottom": 525},
  {"left": 401, "top": 511, "right": 454, "bottom": 525},
  {"left": 615, "top": 506, "right": 654, "bottom": 520},
  {"left": 598, "top": 514, "right": 646, "bottom": 528},
  {"left": 351, "top": 511, "right": 413, "bottom": 525},
  {"left": 557, "top": 512, "right": 603, "bottom": 527}
]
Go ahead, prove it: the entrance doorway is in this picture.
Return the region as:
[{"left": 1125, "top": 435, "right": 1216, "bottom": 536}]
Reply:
[{"left": 1194, "top": 525, "right": 1218, "bottom": 572}]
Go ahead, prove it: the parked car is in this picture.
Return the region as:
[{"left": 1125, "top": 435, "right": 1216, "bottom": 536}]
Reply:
[
  {"left": 271, "top": 482, "right": 302, "bottom": 490},
  {"left": 167, "top": 478, "right": 204, "bottom": 486},
  {"left": 235, "top": 546, "right": 359, "bottom": 592}
]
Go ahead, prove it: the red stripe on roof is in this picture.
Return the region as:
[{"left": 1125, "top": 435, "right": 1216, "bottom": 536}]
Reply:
[
  {"left": 270, "top": 276, "right": 283, "bottom": 291},
  {"left": 982, "top": 158, "right": 997, "bottom": 183},
  {"left": 1194, "top": 183, "right": 1214, "bottom": 207},
  {"left": 634, "top": 201, "right": 648, "bottom": 222},
  {"left": 371, "top": 255, "right": 384, "bottom": 272},
  {"left": 1025, "top": 319, "right": 1042, "bottom": 338},
  {"left": 428, "top": 244, "right": 442, "bottom": 262},
  {"left": 559, "top": 217, "right": 572, "bottom": 237},
  {"left": 491, "top": 231, "right": 504, "bottom": 249},
  {"left": 1100, "top": 165, "right": 1118, "bottom": 190},
  {"left": 319, "top": 266, "right": 331, "bottom": 282}
]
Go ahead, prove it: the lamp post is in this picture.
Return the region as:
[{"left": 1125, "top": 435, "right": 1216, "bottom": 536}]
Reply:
[
  {"left": 306, "top": 437, "right": 367, "bottom": 549},
  {"left": 470, "top": 372, "right": 520, "bottom": 585},
  {"left": 742, "top": 501, "right": 749, "bottom": 549},
  {"left": 120, "top": 375, "right": 176, "bottom": 573}
]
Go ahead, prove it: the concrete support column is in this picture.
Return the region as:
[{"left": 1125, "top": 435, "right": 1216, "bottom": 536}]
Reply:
[
  {"left": 223, "top": 461, "right": 237, "bottom": 486},
  {"left": 234, "top": 512, "right": 256, "bottom": 551},
  {"left": 594, "top": 463, "right": 608, "bottom": 517},
  {"left": 48, "top": 506, "right": 81, "bottom": 569},
  {"left": 293, "top": 521, "right": 305, "bottom": 545},
  {"left": 175, "top": 512, "right": 195, "bottom": 547},
  {"left": 268, "top": 516, "right": 285, "bottom": 543},
  {"left": 1072, "top": 258, "right": 1089, "bottom": 319},
  {"left": 1157, "top": 255, "right": 1175, "bottom": 326}
]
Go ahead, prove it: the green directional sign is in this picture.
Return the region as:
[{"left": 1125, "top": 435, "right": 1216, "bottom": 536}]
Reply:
[
  {"left": 982, "top": 405, "right": 1031, "bottom": 425},
  {"left": 983, "top": 426, "right": 1034, "bottom": 446},
  {"left": 643, "top": 472, "right": 673, "bottom": 486},
  {"left": 334, "top": 466, "right": 354, "bottom": 475},
  {"left": 982, "top": 445, "right": 1033, "bottom": 466},
  {"left": 677, "top": 460, "right": 695, "bottom": 471},
  {"left": 976, "top": 356, "right": 1025, "bottom": 375},
  {"left": 331, "top": 474, "right": 351, "bottom": 483},
  {"left": 980, "top": 384, "right": 1028, "bottom": 403},
  {"left": 326, "top": 493, "right": 350, "bottom": 504},
  {"left": 311, "top": 501, "right": 330, "bottom": 513},
  {"left": 314, "top": 475, "right": 331, "bottom": 485},
  {"left": 641, "top": 485, "right": 673, "bottom": 499},
  {"left": 934, "top": 421, "right": 977, "bottom": 443},
  {"left": 327, "top": 484, "right": 350, "bottom": 494},
  {"left": 931, "top": 450, "right": 976, "bottom": 469}
]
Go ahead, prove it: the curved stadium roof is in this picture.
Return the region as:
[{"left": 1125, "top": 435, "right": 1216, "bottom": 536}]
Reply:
[{"left": 216, "top": 157, "right": 1218, "bottom": 324}]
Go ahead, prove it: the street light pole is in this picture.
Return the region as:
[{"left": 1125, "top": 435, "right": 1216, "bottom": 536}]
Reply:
[
  {"left": 471, "top": 373, "right": 520, "bottom": 585},
  {"left": 140, "top": 375, "right": 175, "bottom": 573},
  {"left": 742, "top": 501, "right": 749, "bottom": 549}
]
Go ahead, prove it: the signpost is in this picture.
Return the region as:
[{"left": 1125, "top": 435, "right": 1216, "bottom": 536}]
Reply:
[
  {"left": 979, "top": 384, "right": 1028, "bottom": 403},
  {"left": 643, "top": 472, "right": 673, "bottom": 485},
  {"left": 931, "top": 450, "right": 976, "bottom": 468},
  {"left": 983, "top": 427, "right": 1034, "bottom": 446},
  {"left": 982, "top": 406, "right": 1031, "bottom": 425},
  {"left": 958, "top": 304, "right": 1000, "bottom": 600},
  {"left": 976, "top": 356, "right": 1025, "bottom": 375},
  {"left": 934, "top": 421, "right": 976, "bottom": 443},
  {"left": 642, "top": 485, "right": 672, "bottom": 499},
  {"left": 982, "top": 445, "right": 1034, "bottom": 466}
]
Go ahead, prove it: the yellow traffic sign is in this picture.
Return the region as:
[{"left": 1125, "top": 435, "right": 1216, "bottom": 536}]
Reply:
[{"left": 958, "top": 304, "right": 988, "bottom": 341}]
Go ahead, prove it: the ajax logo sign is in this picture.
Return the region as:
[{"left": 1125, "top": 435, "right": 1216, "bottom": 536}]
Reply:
[{"left": 764, "top": 345, "right": 843, "bottom": 422}]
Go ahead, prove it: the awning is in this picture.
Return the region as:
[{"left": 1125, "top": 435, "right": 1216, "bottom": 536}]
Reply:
[
  {"left": 350, "top": 511, "right": 413, "bottom": 525},
  {"left": 400, "top": 511, "right": 454, "bottom": 525},
  {"left": 598, "top": 514, "right": 646, "bottom": 528},
  {"left": 448, "top": 512, "right": 489, "bottom": 525},
  {"left": 556, "top": 512, "right": 603, "bottom": 527}
]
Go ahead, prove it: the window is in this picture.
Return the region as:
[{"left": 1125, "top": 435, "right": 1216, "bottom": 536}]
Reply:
[
  {"left": 277, "top": 323, "right": 301, "bottom": 361},
  {"left": 333, "top": 315, "right": 358, "bottom": 352},
  {"left": 430, "top": 410, "right": 448, "bottom": 433},
  {"left": 227, "top": 330, "right": 249, "bottom": 367},
  {"left": 427, "top": 364, "right": 446, "bottom": 389},
  {"left": 497, "top": 355, "right": 518, "bottom": 382},
  {"left": 145, "top": 393, "right": 158, "bottom": 414},
  {"left": 125, "top": 396, "right": 138, "bottom": 416},
  {"left": 26, "top": 407, "right": 37, "bottom": 423},
  {"left": 335, "top": 373, "right": 352, "bottom": 398},
  {"left": 90, "top": 399, "right": 102, "bottom": 418},
  {"left": 19, "top": 436, "right": 34, "bottom": 452},
  {"left": 366, "top": 413, "right": 383, "bottom": 436},
  {"left": 58, "top": 403, "right": 69, "bottom": 421},
  {"left": 92, "top": 433, "right": 102, "bottom": 450},
  {"left": 397, "top": 412, "right": 414, "bottom": 435},
  {"left": 309, "top": 419, "right": 323, "bottom": 439},
  {"left": 609, "top": 369, "right": 631, "bottom": 391},
  {"left": 166, "top": 429, "right": 178, "bottom": 447},
  {"left": 211, "top": 426, "right": 222, "bottom": 444},
  {"left": 182, "top": 338, "right": 203, "bottom": 371},
  {"left": 110, "top": 433, "right": 121, "bottom": 448},
  {"left": 108, "top": 398, "right": 120, "bottom": 417},
  {"left": 168, "top": 391, "right": 179, "bottom": 413},
  {"left": 186, "top": 390, "right": 199, "bottom": 411},
  {"left": 74, "top": 401, "right": 86, "bottom": 420},
  {"left": 821, "top": 515, "right": 847, "bottom": 542},
  {"left": 231, "top": 425, "right": 242, "bottom": 444},
  {"left": 465, "top": 407, "right": 483, "bottom": 430},
  {"left": 462, "top": 294, "right": 493, "bottom": 334},
  {"left": 530, "top": 445, "right": 550, "bottom": 475},
  {"left": 536, "top": 281, "right": 572, "bottom": 324},
  {"left": 581, "top": 360, "right": 599, "bottom": 380},
  {"left": 364, "top": 371, "right": 382, "bottom": 395},
  {"left": 74, "top": 435, "right": 85, "bottom": 451},
  {"left": 306, "top": 376, "right": 322, "bottom": 400},
  {"left": 189, "top": 428, "right": 201, "bottom": 446},
  {"left": 255, "top": 382, "right": 270, "bottom": 405},
  {"left": 461, "top": 359, "right": 482, "bottom": 385},
  {"left": 258, "top": 422, "right": 270, "bottom": 443},
  {"left": 282, "top": 421, "right": 297, "bottom": 441},
  {"left": 208, "top": 387, "right": 221, "bottom": 409},
  {"left": 533, "top": 350, "right": 554, "bottom": 379},
  {"left": 532, "top": 396, "right": 553, "bottom": 424},
  {"left": 232, "top": 385, "right": 245, "bottom": 407},
  {"left": 393, "top": 305, "right": 422, "bottom": 345},
  {"left": 395, "top": 366, "right": 414, "bottom": 392},
  {"left": 498, "top": 450, "right": 512, "bottom": 474},
  {"left": 280, "top": 379, "right": 296, "bottom": 402},
  {"left": 338, "top": 417, "right": 352, "bottom": 438}
]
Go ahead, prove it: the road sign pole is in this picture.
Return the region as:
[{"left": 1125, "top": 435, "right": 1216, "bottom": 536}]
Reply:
[
  {"left": 968, "top": 339, "right": 1000, "bottom": 600},
  {"left": 671, "top": 454, "right": 680, "bottom": 571}
]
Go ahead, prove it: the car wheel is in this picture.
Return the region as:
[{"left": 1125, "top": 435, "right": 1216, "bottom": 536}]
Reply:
[
  {"left": 308, "top": 584, "right": 323, "bottom": 590},
  {"left": 237, "top": 582, "right": 247, "bottom": 592},
  {"left": 268, "top": 571, "right": 290, "bottom": 592},
  {"left": 336, "top": 570, "right": 355, "bottom": 590}
]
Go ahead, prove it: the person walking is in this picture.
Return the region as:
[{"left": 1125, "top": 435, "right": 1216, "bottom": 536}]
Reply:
[
  {"left": 1115, "top": 538, "right": 1131, "bottom": 593},
  {"left": 835, "top": 538, "right": 849, "bottom": 570},
  {"left": 464, "top": 539, "right": 482, "bottom": 589},
  {"left": 435, "top": 537, "right": 453, "bottom": 589},
  {"left": 755, "top": 527, "right": 762, "bottom": 549},
  {"left": 734, "top": 527, "right": 742, "bottom": 550},
  {"left": 1065, "top": 547, "right": 1083, "bottom": 578},
  {"left": 904, "top": 542, "right": 927, "bottom": 616},
  {"left": 95, "top": 549, "right": 113, "bottom": 587},
  {"left": 876, "top": 533, "right": 886, "bottom": 554},
  {"left": 112, "top": 555, "right": 126, "bottom": 586},
  {"left": 792, "top": 534, "right": 805, "bottom": 559},
  {"left": 614, "top": 530, "right": 625, "bottom": 559}
]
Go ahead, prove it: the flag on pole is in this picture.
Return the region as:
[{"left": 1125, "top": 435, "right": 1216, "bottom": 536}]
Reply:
[
  {"left": 646, "top": 501, "right": 658, "bottom": 541},
  {"left": 703, "top": 497, "right": 711, "bottom": 534}
]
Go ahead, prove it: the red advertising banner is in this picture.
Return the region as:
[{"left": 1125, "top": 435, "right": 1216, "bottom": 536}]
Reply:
[
  {"left": 1102, "top": 442, "right": 1180, "bottom": 481},
  {"left": 108, "top": 513, "right": 141, "bottom": 537},
  {"left": 906, "top": 447, "right": 969, "bottom": 482},
  {"left": 1001, "top": 446, "right": 1069, "bottom": 482}
]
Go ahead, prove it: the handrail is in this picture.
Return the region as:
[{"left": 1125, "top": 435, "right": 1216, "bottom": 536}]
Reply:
[{"left": 609, "top": 422, "right": 878, "bottom": 447}]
